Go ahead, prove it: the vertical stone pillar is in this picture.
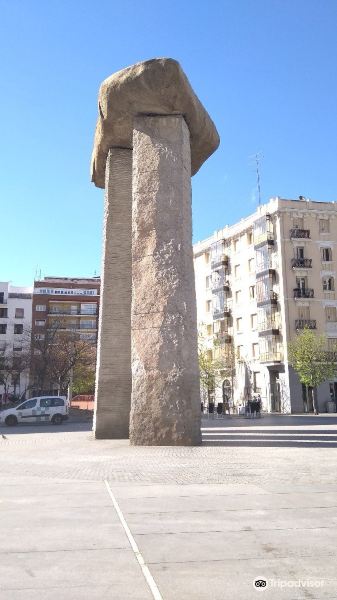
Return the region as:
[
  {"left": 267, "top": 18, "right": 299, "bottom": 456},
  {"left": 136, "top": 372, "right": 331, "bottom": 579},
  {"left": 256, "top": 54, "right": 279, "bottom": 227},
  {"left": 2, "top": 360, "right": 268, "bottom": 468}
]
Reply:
[
  {"left": 94, "top": 148, "right": 132, "bottom": 439},
  {"left": 130, "top": 115, "right": 202, "bottom": 446}
]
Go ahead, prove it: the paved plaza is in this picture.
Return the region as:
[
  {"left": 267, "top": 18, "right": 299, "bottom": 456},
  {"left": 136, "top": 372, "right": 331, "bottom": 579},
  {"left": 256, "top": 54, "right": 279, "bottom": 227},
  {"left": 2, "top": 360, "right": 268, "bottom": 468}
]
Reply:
[{"left": 1, "top": 414, "right": 337, "bottom": 599}]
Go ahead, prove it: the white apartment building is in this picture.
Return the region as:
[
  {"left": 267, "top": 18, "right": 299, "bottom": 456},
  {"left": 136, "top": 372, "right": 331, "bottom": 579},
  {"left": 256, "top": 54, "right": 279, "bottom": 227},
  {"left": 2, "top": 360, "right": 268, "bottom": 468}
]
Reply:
[
  {"left": 0, "top": 282, "right": 33, "bottom": 401},
  {"left": 194, "top": 197, "right": 337, "bottom": 414}
]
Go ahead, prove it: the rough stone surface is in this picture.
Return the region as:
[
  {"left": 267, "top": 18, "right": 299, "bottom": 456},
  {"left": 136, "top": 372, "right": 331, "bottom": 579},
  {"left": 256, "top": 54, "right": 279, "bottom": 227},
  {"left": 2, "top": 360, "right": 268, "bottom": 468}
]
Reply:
[
  {"left": 91, "top": 58, "right": 220, "bottom": 188},
  {"left": 129, "top": 115, "right": 202, "bottom": 446},
  {"left": 93, "top": 148, "right": 132, "bottom": 439}
]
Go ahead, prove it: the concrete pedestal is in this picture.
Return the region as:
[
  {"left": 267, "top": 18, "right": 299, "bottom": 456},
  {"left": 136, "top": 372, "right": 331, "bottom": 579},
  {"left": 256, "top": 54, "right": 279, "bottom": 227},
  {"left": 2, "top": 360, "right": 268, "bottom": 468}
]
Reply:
[
  {"left": 94, "top": 148, "right": 132, "bottom": 438},
  {"left": 129, "top": 115, "right": 201, "bottom": 446}
]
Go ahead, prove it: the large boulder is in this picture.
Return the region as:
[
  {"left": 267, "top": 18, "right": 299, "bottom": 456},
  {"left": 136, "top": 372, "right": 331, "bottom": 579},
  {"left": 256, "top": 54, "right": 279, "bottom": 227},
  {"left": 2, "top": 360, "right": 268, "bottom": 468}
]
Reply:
[{"left": 91, "top": 58, "right": 220, "bottom": 188}]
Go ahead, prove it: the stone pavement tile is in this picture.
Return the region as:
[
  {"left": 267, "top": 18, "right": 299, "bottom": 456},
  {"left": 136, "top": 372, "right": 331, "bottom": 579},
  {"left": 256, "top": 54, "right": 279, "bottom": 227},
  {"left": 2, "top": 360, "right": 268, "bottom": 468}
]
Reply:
[
  {"left": 125, "top": 505, "right": 337, "bottom": 534},
  {"left": 0, "top": 488, "right": 112, "bottom": 509},
  {"left": 135, "top": 527, "right": 337, "bottom": 563},
  {"left": 150, "top": 556, "right": 337, "bottom": 600},
  {"left": 112, "top": 482, "right": 266, "bottom": 498},
  {"left": 116, "top": 490, "right": 337, "bottom": 514},
  {"left": 0, "top": 505, "right": 126, "bottom": 552},
  {"left": 0, "top": 548, "right": 152, "bottom": 600}
]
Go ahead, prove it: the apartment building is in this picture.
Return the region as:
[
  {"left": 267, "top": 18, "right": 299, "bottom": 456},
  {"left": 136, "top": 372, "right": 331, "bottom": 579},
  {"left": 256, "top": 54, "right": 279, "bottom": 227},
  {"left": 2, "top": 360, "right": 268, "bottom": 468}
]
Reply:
[
  {"left": 194, "top": 197, "right": 337, "bottom": 414},
  {"left": 0, "top": 282, "right": 33, "bottom": 400},
  {"left": 32, "top": 277, "right": 100, "bottom": 345}
]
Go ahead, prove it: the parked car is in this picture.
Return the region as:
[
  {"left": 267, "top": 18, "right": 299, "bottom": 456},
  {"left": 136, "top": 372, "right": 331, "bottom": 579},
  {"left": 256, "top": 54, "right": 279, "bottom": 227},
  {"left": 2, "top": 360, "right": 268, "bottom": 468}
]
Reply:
[{"left": 0, "top": 396, "right": 69, "bottom": 426}]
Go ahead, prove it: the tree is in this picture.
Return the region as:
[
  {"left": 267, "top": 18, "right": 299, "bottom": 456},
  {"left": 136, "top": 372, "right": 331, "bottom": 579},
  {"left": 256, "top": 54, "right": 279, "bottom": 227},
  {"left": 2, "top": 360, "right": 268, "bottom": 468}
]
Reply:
[
  {"left": 288, "top": 328, "right": 337, "bottom": 414},
  {"left": 198, "top": 328, "right": 235, "bottom": 406},
  {"left": 30, "top": 320, "right": 97, "bottom": 396},
  {"left": 0, "top": 343, "right": 30, "bottom": 401}
]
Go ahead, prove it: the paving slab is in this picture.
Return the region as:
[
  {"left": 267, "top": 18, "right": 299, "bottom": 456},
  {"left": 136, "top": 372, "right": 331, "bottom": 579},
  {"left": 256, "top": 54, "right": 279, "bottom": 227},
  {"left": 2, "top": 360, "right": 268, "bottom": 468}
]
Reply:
[{"left": 1, "top": 417, "right": 337, "bottom": 599}]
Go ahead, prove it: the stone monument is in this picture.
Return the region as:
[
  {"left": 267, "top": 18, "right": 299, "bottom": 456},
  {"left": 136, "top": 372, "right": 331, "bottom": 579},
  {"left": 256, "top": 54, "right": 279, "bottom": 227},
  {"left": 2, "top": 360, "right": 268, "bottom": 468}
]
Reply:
[{"left": 91, "top": 58, "right": 219, "bottom": 444}]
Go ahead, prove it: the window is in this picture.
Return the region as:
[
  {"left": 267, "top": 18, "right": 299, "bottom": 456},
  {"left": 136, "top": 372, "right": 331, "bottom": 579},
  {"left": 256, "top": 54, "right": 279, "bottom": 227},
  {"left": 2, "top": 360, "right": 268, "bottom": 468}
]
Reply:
[
  {"left": 235, "top": 290, "right": 242, "bottom": 303},
  {"left": 328, "top": 338, "right": 337, "bottom": 351},
  {"left": 17, "top": 399, "right": 37, "bottom": 410},
  {"left": 247, "top": 231, "right": 253, "bottom": 245},
  {"left": 296, "top": 276, "right": 307, "bottom": 290},
  {"left": 237, "top": 345, "right": 244, "bottom": 359},
  {"left": 0, "top": 308, "right": 8, "bottom": 318},
  {"left": 35, "top": 320, "right": 45, "bottom": 327},
  {"left": 36, "top": 305, "right": 46, "bottom": 312},
  {"left": 253, "top": 372, "right": 261, "bottom": 393},
  {"left": 14, "top": 324, "right": 23, "bottom": 334},
  {"left": 323, "top": 277, "right": 335, "bottom": 291},
  {"left": 325, "top": 307, "right": 337, "bottom": 322},
  {"left": 249, "top": 285, "right": 255, "bottom": 300},
  {"left": 0, "top": 292, "right": 4, "bottom": 303},
  {"left": 51, "top": 398, "right": 65, "bottom": 407},
  {"left": 252, "top": 343, "right": 259, "bottom": 358},
  {"left": 207, "top": 324, "right": 212, "bottom": 336},
  {"left": 321, "top": 247, "right": 332, "bottom": 262},
  {"left": 34, "top": 333, "right": 45, "bottom": 341},
  {"left": 248, "top": 258, "right": 255, "bottom": 273},
  {"left": 298, "top": 306, "right": 310, "bottom": 320},
  {"left": 205, "top": 276, "right": 211, "bottom": 289},
  {"left": 0, "top": 324, "right": 7, "bottom": 334},
  {"left": 234, "top": 239, "right": 239, "bottom": 252},
  {"left": 206, "top": 300, "right": 212, "bottom": 313},
  {"left": 15, "top": 308, "right": 24, "bottom": 318},
  {"left": 13, "top": 346, "right": 22, "bottom": 352},
  {"left": 204, "top": 252, "right": 210, "bottom": 264},
  {"left": 319, "top": 219, "right": 330, "bottom": 233},
  {"left": 296, "top": 247, "right": 304, "bottom": 259},
  {"left": 293, "top": 217, "right": 303, "bottom": 229},
  {"left": 40, "top": 398, "right": 52, "bottom": 408},
  {"left": 236, "top": 317, "right": 242, "bottom": 332},
  {"left": 251, "top": 314, "right": 257, "bottom": 329},
  {"left": 234, "top": 264, "right": 241, "bottom": 278}
]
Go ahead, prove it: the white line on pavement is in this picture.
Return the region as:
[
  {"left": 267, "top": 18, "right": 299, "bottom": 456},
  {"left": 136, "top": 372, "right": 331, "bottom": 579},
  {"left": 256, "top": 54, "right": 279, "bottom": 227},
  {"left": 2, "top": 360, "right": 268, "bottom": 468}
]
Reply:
[
  {"left": 104, "top": 480, "right": 163, "bottom": 600},
  {"left": 202, "top": 431, "right": 337, "bottom": 436}
]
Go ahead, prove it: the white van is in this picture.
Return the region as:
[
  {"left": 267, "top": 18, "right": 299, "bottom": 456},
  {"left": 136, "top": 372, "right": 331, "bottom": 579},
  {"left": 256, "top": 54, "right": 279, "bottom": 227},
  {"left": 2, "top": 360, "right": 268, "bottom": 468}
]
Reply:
[{"left": 0, "top": 396, "right": 69, "bottom": 426}]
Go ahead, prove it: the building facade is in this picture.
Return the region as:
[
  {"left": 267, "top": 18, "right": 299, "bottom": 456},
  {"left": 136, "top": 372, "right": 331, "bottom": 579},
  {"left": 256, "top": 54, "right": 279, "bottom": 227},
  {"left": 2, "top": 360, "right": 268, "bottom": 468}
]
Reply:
[
  {"left": 193, "top": 197, "right": 337, "bottom": 414},
  {"left": 0, "top": 282, "right": 33, "bottom": 401},
  {"left": 32, "top": 277, "right": 100, "bottom": 344}
]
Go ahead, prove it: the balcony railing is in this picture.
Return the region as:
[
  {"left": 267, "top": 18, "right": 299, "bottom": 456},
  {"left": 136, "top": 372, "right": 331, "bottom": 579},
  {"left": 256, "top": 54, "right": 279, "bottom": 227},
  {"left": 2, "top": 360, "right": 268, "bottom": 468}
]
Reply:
[
  {"left": 214, "top": 332, "right": 232, "bottom": 344},
  {"left": 254, "top": 232, "right": 274, "bottom": 248},
  {"left": 293, "top": 288, "right": 314, "bottom": 299},
  {"left": 260, "top": 352, "right": 283, "bottom": 363},
  {"left": 49, "top": 309, "right": 97, "bottom": 316},
  {"left": 213, "top": 308, "right": 231, "bottom": 320},
  {"left": 211, "top": 282, "right": 230, "bottom": 294},
  {"left": 290, "top": 228, "right": 310, "bottom": 239},
  {"left": 295, "top": 319, "right": 317, "bottom": 330},
  {"left": 258, "top": 319, "right": 280, "bottom": 333},
  {"left": 291, "top": 258, "right": 312, "bottom": 269},
  {"left": 211, "top": 254, "right": 229, "bottom": 270},
  {"left": 257, "top": 291, "right": 278, "bottom": 306}
]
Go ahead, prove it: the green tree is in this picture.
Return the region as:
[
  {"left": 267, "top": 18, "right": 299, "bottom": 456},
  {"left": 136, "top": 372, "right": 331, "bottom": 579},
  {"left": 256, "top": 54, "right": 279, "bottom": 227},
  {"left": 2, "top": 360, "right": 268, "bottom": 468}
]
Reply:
[{"left": 288, "top": 328, "right": 337, "bottom": 414}]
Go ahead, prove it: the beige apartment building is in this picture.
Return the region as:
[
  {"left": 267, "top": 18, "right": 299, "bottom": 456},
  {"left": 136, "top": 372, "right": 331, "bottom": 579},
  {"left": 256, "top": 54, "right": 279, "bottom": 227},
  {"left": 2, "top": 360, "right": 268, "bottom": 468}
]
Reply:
[{"left": 193, "top": 197, "right": 337, "bottom": 414}]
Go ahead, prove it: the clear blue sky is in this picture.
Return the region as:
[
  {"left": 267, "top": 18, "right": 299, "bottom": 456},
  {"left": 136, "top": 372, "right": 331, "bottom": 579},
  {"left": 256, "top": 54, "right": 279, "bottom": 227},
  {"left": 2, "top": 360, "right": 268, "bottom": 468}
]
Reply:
[{"left": 1, "top": 0, "right": 337, "bottom": 286}]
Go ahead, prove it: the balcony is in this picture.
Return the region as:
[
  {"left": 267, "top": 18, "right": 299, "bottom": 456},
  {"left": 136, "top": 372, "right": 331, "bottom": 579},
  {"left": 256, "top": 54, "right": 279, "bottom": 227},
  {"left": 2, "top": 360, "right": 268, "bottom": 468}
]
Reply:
[
  {"left": 295, "top": 319, "right": 317, "bottom": 330},
  {"left": 257, "top": 291, "right": 278, "bottom": 307},
  {"left": 213, "top": 308, "right": 230, "bottom": 320},
  {"left": 293, "top": 288, "right": 314, "bottom": 299},
  {"left": 211, "top": 254, "right": 229, "bottom": 270},
  {"left": 291, "top": 258, "right": 312, "bottom": 269},
  {"left": 49, "top": 309, "right": 97, "bottom": 316},
  {"left": 260, "top": 352, "right": 283, "bottom": 363},
  {"left": 254, "top": 232, "right": 274, "bottom": 250},
  {"left": 258, "top": 319, "right": 280, "bottom": 336},
  {"left": 290, "top": 228, "right": 310, "bottom": 239},
  {"left": 214, "top": 332, "right": 232, "bottom": 344},
  {"left": 211, "top": 282, "right": 230, "bottom": 294}
]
